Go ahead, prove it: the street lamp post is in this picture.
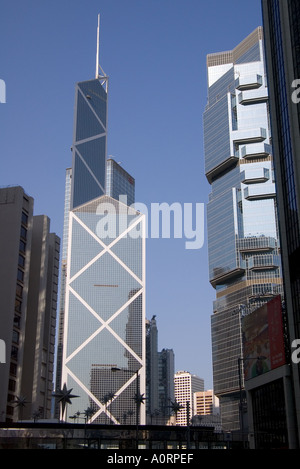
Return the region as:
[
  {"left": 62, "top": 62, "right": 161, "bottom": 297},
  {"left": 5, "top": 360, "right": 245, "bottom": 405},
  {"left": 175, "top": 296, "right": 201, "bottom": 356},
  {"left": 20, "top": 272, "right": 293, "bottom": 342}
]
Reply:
[{"left": 238, "top": 355, "right": 267, "bottom": 448}]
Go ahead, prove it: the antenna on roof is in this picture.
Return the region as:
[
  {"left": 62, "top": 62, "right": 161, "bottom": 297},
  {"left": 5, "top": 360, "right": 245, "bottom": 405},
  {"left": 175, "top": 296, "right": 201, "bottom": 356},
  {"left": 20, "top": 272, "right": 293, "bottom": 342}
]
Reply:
[
  {"left": 96, "top": 14, "right": 100, "bottom": 79},
  {"left": 95, "top": 14, "right": 108, "bottom": 92}
]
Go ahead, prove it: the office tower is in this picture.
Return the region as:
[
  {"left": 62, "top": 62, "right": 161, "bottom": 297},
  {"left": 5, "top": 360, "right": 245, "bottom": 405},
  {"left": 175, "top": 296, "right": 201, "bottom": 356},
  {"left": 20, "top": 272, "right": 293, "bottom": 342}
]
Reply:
[
  {"left": 192, "top": 390, "right": 221, "bottom": 431},
  {"left": 158, "top": 348, "right": 175, "bottom": 422},
  {"left": 55, "top": 28, "right": 108, "bottom": 397},
  {"left": 70, "top": 60, "right": 108, "bottom": 209},
  {"left": 146, "top": 316, "right": 159, "bottom": 419},
  {"left": 55, "top": 167, "right": 72, "bottom": 416},
  {"left": 55, "top": 159, "right": 136, "bottom": 409},
  {"left": 174, "top": 371, "right": 204, "bottom": 426},
  {"left": 145, "top": 316, "right": 175, "bottom": 424},
  {"left": 61, "top": 195, "right": 146, "bottom": 424},
  {"left": 22, "top": 215, "right": 60, "bottom": 420},
  {"left": 203, "top": 27, "right": 283, "bottom": 431},
  {"left": 106, "top": 158, "right": 135, "bottom": 207},
  {"left": 262, "top": 0, "right": 300, "bottom": 447},
  {"left": 58, "top": 17, "right": 146, "bottom": 425},
  {"left": 0, "top": 186, "right": 34, "bottom": 422},
  {"left": 0, "top": 186, "right": 60, "bottom": 422},
  {"left": 194, "top": 390, "right": 219, "bottom": 416}
]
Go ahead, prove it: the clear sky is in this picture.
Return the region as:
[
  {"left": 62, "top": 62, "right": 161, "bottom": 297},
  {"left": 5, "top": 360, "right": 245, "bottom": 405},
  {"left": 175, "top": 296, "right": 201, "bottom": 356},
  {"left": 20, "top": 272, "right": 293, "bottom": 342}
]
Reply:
[{"left": 0, "top": 0, "right": 263, "bottom": 390}]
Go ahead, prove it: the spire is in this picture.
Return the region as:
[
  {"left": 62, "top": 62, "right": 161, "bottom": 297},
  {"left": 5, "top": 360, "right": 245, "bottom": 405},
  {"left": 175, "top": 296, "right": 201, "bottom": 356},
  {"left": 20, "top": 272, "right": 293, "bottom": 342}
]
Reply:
[{"left": 95, "top": 14, "right": 108, "bottom": 92}]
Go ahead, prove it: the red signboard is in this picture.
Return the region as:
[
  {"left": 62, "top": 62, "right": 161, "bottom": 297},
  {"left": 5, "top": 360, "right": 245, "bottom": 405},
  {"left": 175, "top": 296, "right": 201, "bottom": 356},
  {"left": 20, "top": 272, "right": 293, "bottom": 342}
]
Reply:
[{"left": 242, "top": 295, "right": 285, "bottom": 380}]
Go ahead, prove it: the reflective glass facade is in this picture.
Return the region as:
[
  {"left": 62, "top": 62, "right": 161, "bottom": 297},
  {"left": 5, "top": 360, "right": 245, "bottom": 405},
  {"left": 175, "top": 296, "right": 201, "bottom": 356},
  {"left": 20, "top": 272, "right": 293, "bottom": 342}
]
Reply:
[
  {"left": 106, "top": 158, "right": 135, "bottom": 207},
  {"left": 58, "top": 46, "right": 146, "bottom": 425},
  {"left": 204, "top": 27, "right": 283, "bottom": 430},
  {"left": 71, "top": 79, "right": 107, "bottom": 209},
  {"left": 62, "top": 196, "right": 146, "bottom": 424}
]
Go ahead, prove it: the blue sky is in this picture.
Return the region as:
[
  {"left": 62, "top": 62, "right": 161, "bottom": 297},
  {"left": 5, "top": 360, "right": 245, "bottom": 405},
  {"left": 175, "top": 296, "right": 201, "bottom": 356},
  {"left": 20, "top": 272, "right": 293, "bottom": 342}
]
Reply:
[{"left": 0, "top": 0, "right": 263, "bottom": 390}]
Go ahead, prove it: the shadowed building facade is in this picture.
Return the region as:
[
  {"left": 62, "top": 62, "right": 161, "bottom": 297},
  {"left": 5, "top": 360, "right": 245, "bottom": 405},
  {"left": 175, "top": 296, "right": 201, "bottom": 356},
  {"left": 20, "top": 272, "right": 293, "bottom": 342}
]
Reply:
[
  {"left": 0, "top": 186, "right": 60, "bottom": 422},
  {"left": 262, "top": 0, "right": 300, "bottom": 447}
]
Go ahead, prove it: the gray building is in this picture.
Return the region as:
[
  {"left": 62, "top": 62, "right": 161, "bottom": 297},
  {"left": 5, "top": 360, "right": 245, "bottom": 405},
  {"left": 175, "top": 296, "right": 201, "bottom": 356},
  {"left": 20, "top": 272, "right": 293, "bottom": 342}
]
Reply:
[
  {"left": 158, "top": 348, "right": 175, "bottom": 422},
  {"left": 0, "top": 186, "right": 60, "bottom": 422},
  {"left": 146, "top": 316, "right": 175, "bottom": 424},
  {"left": 146, "top": 316, "right": 159, "bottom": 419},
  {"left": 203, "top": 27, "right": 283, "bottom": 431},
  {"left": 54, "top": 168, "right": 71, "bottom": 417},
  {"left": 22, "top": 215, "right": 60, "bottom": 421}
]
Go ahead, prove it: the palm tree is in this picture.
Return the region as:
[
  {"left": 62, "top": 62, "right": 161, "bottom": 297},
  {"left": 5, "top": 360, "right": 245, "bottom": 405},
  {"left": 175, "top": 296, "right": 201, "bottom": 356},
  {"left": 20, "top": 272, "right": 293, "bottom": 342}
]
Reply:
[
  {"left": 169, "top": 399, "right": 184, "bottom": 422},
  {"left": 83, "top": 406, "right": 94, "bottom": 423},
  {"left": 107, "top": 391, "right": 116, "bottom": 424}
]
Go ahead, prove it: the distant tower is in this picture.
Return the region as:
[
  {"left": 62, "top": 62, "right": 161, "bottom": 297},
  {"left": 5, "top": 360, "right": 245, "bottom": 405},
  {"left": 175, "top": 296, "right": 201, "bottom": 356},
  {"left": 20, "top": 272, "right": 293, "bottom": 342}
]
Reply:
[
  {"left": 146, "top": 316, "right": 159, "bottom": 418},
  {"left": 158, "top": 348, "right": 175, "bottom": 421},
  {"left": 174, "top": 371, "right": 204, "bottom": 426},
  {"left": 146, "top": 317, "right": 175, "bottom": 424}
]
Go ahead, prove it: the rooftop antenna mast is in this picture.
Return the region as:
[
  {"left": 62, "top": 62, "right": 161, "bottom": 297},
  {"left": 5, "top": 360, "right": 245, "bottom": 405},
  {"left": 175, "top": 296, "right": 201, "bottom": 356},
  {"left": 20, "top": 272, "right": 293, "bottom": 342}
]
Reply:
[{"left": 95, "top": 14, "right": 108, "bottom": 92}]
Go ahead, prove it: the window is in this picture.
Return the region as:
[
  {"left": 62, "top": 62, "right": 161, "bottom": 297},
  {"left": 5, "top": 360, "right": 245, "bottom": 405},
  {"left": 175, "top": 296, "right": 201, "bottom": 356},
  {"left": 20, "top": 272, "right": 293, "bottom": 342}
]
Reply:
[
  {"left": 13, "top": 314, "right": 21, "bottom": 329},
  {"left": 8, "top": 379, "right": 16, "bottom": 392},
  {"left": 20, "top": 226, "right": 27, "bottom": 240},
  {"left": 10, "top": 363, "right": 17, "bottom": 377},
  {"left": 11, "top": 346, "right": 18, "bottom": 360},
  {"left": 17, "top": 269, "right": 24, "bottom": 282},
  {"left": 15, "top": 299, "right": 22, "bottom": 313},
  {"left": 12, "top": 330, "right": 19, "bottom": 344},
  {"left": 19, "top": 240, "right": 26, "bottom": 253},
  {"left": 16, "top": 284, "right": 23, "bottom": 298},
  {"left": 21, "top": 211, "right": 28, "bottom": 226}
]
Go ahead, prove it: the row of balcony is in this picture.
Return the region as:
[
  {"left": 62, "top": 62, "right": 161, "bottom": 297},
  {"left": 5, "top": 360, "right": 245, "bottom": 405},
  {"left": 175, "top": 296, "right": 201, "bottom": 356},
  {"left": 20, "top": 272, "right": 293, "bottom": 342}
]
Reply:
[
  {"left": 206, "top": 72, "right": 270, "bottom": 182},
  {"left": 210, "top": 237, "right": 280, "bottom": 287}
]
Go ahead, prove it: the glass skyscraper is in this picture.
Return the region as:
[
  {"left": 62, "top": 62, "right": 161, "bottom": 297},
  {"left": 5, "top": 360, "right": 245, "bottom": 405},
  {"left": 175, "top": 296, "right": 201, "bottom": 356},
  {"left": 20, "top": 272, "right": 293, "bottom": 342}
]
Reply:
[
  {"left": 56, "top": 20, "right": 146, "bottom": 425},
  {"left": 71, "top": 77, "right": 107, "bottom": 210},
  {"left": 203, "top": 27, "right": 283, "bottom": 430},
  {"left": 62, "top": 195, "right": 146, "bottom": 424},
  {"left": 106, "top": 158, "right": 135, "bottom": 208}
]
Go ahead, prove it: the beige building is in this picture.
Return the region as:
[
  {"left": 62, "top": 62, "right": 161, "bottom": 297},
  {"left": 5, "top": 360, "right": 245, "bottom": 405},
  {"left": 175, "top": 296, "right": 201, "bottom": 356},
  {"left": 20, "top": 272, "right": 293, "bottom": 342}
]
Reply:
[
  {"left": 0, "top": 186, "right": 60, "bottom": 422},
  {"left": 194, "top": 390, "right": 219, "bottom": 416},
  {"left": 174, "top": 371, "right": 204, "bottom": 426}
]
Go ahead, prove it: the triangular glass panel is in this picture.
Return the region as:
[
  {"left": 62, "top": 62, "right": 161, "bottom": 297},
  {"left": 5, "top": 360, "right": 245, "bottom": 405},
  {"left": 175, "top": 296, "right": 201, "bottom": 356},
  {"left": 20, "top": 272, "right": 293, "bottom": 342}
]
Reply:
[
  {"left": 76, "top": 136, "right": 106, "bottom": 191},
  {"left": 109, "top": 291, "right": 143, "bottom": 359},
  {"left": 69, "top": 216, "right": 103, "bottom": 279},
  {"left": 110, "top": 224, "right": 143, "bottom": 281},
  {"left": 72, "top": 152, "right": 104, "bottom": 208},
  {"left": 66, "top": 328, "right": 132, "bottom": 394},
  {"left": 78, "top": 79, "right": 107, "bottom": 129},
  {"left": 71, "top": 252, "right": 142, "bottom": 322},
  {"left": 75, "top": 90, "right": 105, "bottom": 141},
  {"left": 66, "top": 290, "right": 103, "bottom": 357}
]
